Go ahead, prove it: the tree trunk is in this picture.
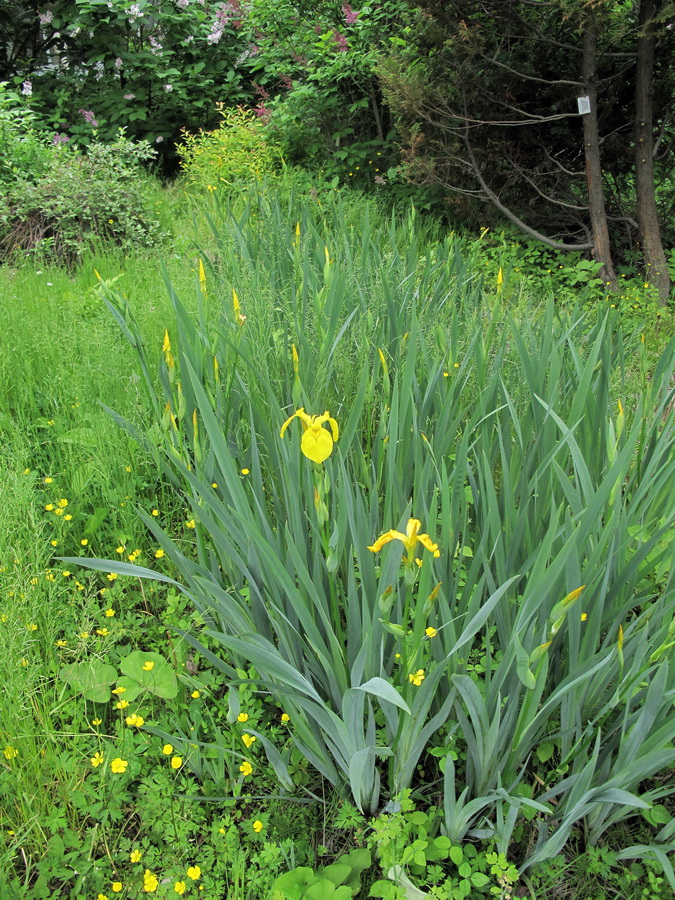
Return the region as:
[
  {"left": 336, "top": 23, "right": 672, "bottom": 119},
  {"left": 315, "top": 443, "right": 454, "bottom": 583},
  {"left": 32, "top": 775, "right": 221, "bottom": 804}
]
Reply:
[
  {"left": 582, "top": 20, "right": 618, "bottom": 291},
  {"left": 635, "top": 0, "right": 670, "bottom": 305}
]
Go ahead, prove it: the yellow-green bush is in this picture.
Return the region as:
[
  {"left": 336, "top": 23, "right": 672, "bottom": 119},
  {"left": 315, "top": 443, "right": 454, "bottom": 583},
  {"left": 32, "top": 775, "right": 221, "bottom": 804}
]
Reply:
[{"left": 177, "top": 105, "right": 284, "bottom": 191}]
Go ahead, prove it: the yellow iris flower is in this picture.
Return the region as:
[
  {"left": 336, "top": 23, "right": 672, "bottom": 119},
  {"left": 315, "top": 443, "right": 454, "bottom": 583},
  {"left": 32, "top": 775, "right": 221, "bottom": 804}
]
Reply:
[
  {"left": 368, "top": 518, "right": 440, "bottom": 559},
  {"left": 280, "top": 408, "right": 339, "bottom": 464}
]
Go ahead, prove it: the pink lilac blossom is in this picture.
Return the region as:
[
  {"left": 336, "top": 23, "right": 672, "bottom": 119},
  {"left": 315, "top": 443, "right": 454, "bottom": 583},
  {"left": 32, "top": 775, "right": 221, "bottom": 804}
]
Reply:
[
  {"left": 79, "top": 109, "right": 99, "bottom": 127},
  {"left": 342, "top": 3, "right": 359, "bottom": 24},
  {"left": 115, "top": 57, "right": 123, "bottom": 69},
  {"left": 332, "top": 30, "right": 348, "bottom": 51},
  {"left": 21, "top": 80, "right": 32, "bottom": 96},
  {"left": 123, "top": 93, "right": 135, "bottom": 99},
  {"left": 223, "top": 0, "right": 244, "bottom": 27},
  {"left": 208, "top": 0, "right": 245, "bottom": 41},
  {"left": 164, "top": 83, "right": 173, "bottom": 91},
  {"left": 176, "top": 0, "right": 189, "bottom": 7},
  {"left": 52, "top": 133, "right": 69, "bottom": 145},
  {"left": 39, "top": 10, "right": 53, "bottom": 24},
  {"left": 253, "top": 83, "right": 271, "bottom": 122}
]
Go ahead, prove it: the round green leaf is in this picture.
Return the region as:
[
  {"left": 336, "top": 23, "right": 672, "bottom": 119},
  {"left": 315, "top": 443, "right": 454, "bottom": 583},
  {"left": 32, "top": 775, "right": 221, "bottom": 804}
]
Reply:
[
  {"left": 119, "top": 651, "right": 178, "bottom": 699},
  {"left": 59, "top": 661, "right": 117, "bottom": 703}
]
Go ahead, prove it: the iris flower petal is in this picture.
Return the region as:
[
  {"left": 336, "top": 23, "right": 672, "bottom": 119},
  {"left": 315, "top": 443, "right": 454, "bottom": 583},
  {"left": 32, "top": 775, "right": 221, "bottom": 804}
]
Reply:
[{"left": 301, "top": 426, "right": 334, "bottom": 464}]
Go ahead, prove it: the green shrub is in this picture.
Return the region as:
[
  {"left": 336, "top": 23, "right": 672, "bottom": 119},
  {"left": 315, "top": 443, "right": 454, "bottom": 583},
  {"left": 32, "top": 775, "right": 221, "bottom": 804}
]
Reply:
[
  {"left": 0, "top": 81, "right": 52, "bottom": 184},
  {"left": 0, "top": 131, "right": 166, "bottom": 266},
  {"left": 177, "top": 105, "right": 285, "bottom": 192}
]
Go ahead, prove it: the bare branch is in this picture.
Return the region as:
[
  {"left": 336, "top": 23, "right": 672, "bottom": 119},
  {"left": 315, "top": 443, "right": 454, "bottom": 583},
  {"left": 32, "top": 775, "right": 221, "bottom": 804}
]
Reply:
[
  {"left": 607, "top": 214, "right": 639, "bottom": 229},
  {"left": 542, "top": 146, "right": 586, "bottom": 178},
  {"left": 473, "top": 48, "right": 583, "bottom": 87},
  {"left": 509, "top": 161, "right": 589, "bottom": 211},
  {"left": 460, "top": 117, "right": 592, "bottom": 251},
  {"left": 416, "top": 89, "right": 580, "bottom": 129}
]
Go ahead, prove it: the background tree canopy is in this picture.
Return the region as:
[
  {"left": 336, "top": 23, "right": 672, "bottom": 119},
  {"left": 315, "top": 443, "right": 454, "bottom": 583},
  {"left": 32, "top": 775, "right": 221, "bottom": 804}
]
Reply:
[{"left": 2, "top": 0, "right": 674, "bottom": 298}]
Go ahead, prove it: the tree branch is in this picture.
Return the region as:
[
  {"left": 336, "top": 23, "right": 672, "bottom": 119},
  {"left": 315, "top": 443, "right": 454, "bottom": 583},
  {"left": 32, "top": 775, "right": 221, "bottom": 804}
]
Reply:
[
  {"left": 475, "top": 48, "right": 583, "bottom": 87},
  {"left": 508, "top": 160, "right": 588, "bottom": 210},
  {"left": 460, "top": 117, "right": 592, "bottom": 251}
]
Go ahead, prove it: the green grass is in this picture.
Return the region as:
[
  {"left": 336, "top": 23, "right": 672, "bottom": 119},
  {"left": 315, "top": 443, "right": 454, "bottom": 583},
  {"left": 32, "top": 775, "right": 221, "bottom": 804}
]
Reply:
[{"left": 0, "top": 179, "right": 674, "bottom": 899}]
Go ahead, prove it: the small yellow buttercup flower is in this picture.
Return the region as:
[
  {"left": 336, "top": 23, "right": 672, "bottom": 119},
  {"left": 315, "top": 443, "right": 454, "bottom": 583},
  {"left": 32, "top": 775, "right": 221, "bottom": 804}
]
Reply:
[
  {"left": 115, "top": 700, "right": 130, "bottom": 710},
  {"left": 110, "top": 758, "right": 128, "bottom": 774},
  {"left": 92, "top": 718, "right": 102, "bottom": 726},
  {"left": 239, "top": 761, "right": 253, "bottom": 776},
  {"left": 281, "top": 713, "right": 290, "bottom": 723},
  {"left": 408, "top": 669, "right": 425, "bottom": 686},
  {"left": 112, "top": 884, "right": 123, "bottom": 894},
  {"left": 425, "top": 627, "right": 438, "bottom": 638},
  {"left": 151, "top": 509, "right": 159, "bottom": 516},
  {"left": 107, "top": 572, "right": 118, "bottom": 581},
  {"left": 96, "top": 628, "right": 109, "bottom": 636},
  {"left": 130, "top": 849, "right": 143, "bottom": 863},
  {"left": 186, "top": 865, "right": 201, "bottom": 880},
  {"left": 237, "top": 712, "right": 249, "bottom": 723},
  {"left": 191, "top": 690, "right": 200, "bottom": 699},
  {"left": 105, "top": 608, "right": 115, "bottom": 617},
  {"left": 242, "top": 734, "right": 256, "bottom": 748},
  {"left": 91, "top": 751, "right": 104, "bottom": 768},
  {"left": 126, "top": 713, "right": 145, "bottom": 728},
  {"left": 143, "top": 869, "right": 159, "bottom": 892},
  {"left": 162, "top": 744, "right": 174, "bottom": 755},
  {"left": 4, "top": 746, "right": 18, "bottom": 760},
  {"left": 142, "top": 660, "right": 155, "bottom": 671},
  {"left": 253, "top": 820, "right": 264, "bottom": 833},
  {"left": 241, "top": 468, "right": 249, "bottom": 475},
  {"left": 174, "top": 882, "right": 186, "bottom": 895},
  {"left": 111, "top": 686, "right": 126, "bottom": 694},
  {"left": 155, "top": 549, "right": 165, "bottom": 559},
  {"left": 171, "top": 756, "right": 183, "bottom": 769}
]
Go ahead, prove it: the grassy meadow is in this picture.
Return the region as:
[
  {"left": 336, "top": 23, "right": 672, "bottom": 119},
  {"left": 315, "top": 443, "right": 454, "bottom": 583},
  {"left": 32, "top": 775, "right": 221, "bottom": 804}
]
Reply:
[{"left": 1, "top": 181, "right": 675, "bottom": 900}]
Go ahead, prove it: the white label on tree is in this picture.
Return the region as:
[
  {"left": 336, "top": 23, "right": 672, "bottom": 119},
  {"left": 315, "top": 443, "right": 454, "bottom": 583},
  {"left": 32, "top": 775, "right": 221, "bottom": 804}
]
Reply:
[{"left": 577, "top": 96, "right": 591, "bottom": 115}]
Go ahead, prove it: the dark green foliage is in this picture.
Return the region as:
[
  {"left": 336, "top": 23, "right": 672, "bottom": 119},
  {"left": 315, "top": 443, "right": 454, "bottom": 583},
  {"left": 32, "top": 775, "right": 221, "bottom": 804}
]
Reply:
[{"left": 0, "top": 132, "right": 165, "bottom": 266}]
